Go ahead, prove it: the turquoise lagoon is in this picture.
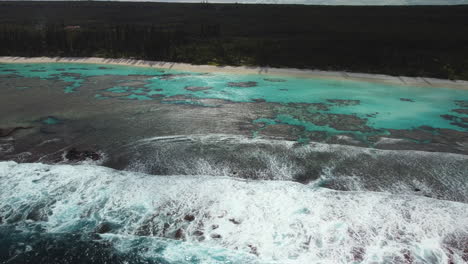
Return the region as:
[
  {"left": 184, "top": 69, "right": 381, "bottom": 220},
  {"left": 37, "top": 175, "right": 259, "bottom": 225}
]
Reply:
[{"left": 1, "top": 62, "right": 467, "bottom": 138}]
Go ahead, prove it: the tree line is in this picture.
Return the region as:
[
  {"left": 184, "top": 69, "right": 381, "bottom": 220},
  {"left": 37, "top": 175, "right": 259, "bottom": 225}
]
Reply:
[
  {"left": 0, "top": 18, "right": 467, "bottom": 80},
  {"left": 0, "top": 22, "right": 269, "bottom": 66}
]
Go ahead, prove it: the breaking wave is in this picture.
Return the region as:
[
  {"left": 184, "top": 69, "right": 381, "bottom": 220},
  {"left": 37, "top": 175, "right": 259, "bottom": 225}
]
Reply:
[
  {"left": 0, "top": 161, "right": 467, "bottom": 263},
  {"left": 106, "top": 134, "right": 468, "bottom": 203}
]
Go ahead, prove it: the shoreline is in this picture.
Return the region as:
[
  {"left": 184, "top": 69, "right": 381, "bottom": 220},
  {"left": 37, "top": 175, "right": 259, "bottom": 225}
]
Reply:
[{"left": 1, "top": 56, "right": 468, "bottom": 89}]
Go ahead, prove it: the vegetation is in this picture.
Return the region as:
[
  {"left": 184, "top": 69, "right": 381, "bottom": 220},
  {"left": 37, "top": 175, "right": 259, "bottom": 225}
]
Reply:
[{"left": 1, "top": 1, "right": 468, "bottom": 80}]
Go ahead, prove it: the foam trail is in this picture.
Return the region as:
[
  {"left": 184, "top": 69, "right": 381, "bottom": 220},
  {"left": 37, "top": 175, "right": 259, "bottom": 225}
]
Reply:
[
  {"left": 110, "top": 134, "right": 468, "bottom": 202},
  {"left": 0, "top": 161, "right": 467, "bottom": 263}
]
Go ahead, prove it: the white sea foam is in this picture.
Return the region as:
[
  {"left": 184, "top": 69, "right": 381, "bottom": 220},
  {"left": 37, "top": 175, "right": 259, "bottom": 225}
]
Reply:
[
  {"left": 0, "top": 161, "right": 467, "bottom": 263},
  {"left": 0, "top": 143, "right": 14, "bottom": 154},
  {"left": 124, "top": 134, "right": 468, "bottom": 202}
]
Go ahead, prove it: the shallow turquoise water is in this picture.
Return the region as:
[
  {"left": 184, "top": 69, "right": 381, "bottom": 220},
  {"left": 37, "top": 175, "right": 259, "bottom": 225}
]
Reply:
[{"left": 1, "top": 62, "right": 467, "bottom": 133}]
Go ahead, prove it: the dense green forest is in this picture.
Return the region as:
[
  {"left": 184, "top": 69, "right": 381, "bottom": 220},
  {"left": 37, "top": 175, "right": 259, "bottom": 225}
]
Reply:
[{"left": 1, "top": 1, "right": 468, "bottom": 80}]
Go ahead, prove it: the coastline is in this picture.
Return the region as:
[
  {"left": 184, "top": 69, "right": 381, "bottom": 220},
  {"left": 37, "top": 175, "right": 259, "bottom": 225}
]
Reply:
[{"left": 1, "top": 56, "right": 468, "bottom": 90}]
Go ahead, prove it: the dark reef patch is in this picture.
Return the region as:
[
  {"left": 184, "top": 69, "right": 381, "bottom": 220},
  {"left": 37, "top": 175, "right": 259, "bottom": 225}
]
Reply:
[
  {"left": 285, "top": 102, "right": 329, "bottom": 112},
  {"left": 386, "top": 127, "right": 435, "bottom": 142},
  {"left": 264, "top": 78, "right": 286, "bottom": 82},
  {"left": 454, "top": 100, "right": 468, "bottom": 108},
  {"left": 159, "top": 73, "right": 190, "bottom": 80},
  {"left": 441, "top": 114, "right": 468, "bottom": 129},
  {"left": 453, "top": 109, "right": 468, "bottom": 115},
  {"left": 277, "top": 104, "right": 372, "bottom": 132},
  {"left": 0, "top": 73, "right": 21, "bottom": 79},
  {"left": 366, "top": 112, "right": 378, "bottom": 118},
  {"left": 162, "top": 94, "right": 195, "bottom": 102},
  {"left": 314, "top": 113, "right": 371, "bottom": 132},
  {"left": 375, "top": 126, "right": 468, "bottom": 154},
  {"left": 308, "top": 103, "right": 330, "bottom": 111},
  {"left": 98, "top": 91, "right": 132, "bottom": 99},
  {"left": 184, "top": 86, "right": 213, "bottom": 92},
  {"left": 258, "top": 124, "right": 305, "bottom": 141},
  {"left": 117, "top": 81, "right": 149, "bottom": 88},
  {"left": 60, "top": 72, "right": 82, "bottom": 78},
  {"left": 0, "top": 126, "right": 33, "bottom": 137},
  {"left": 227, "top": 81, "right": 258, "bottom": 87},
  {"left": 65, "top": 148, "right": 101, "bottom": 162},
  {"left": 327, "top": 99, "right": 360, "bottom": 106}
]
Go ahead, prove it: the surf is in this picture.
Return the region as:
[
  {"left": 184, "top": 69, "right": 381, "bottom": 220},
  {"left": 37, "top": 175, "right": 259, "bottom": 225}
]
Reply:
[{"left": 0, "top": 161, "right": 467, "bottom": 263}]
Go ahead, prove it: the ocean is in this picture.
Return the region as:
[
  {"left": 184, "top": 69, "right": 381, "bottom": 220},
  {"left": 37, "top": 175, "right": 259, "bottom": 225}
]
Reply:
[{"left": 0, "top": 62, "right": 467, "bottom": 263}]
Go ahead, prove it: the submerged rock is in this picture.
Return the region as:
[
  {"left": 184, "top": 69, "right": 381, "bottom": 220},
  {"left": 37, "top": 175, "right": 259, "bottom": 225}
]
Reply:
[
  {"left": 65, "top": 148, "right": 101, "bottom": 162},
  {"left": 227, "top": 81, "right": 258, "bottom": 87},
  {"left": 95, "top": 222, "right": 119, "bottom": 234},
  {"left": 264, "top": 78, "right": 286, "bottom": 82},
  {"left": 184, "top": 86, "right": 213, "bottom": 92},
  {"left": 441, "top": 114, "right": 468, "bottom": 128},
  {"left": 159, "top": 73, "right": 190, "bottom": 80},
  {"left": 229, "top": 218, "right": 241, "bottom": 224},
  {"left": 248, "top": 244, "right": 259, "bottom": 256},
  {"left": 184, "top": 214, "right": 195, "bottom": 222},
  {"left": 309, "top": 113, "right": 372, "bottom": 132},
  {"left": 327, "top": 99, "right": 360, "bottom": 106},
  {"left": 366, "top": 112, "right": 379, "bottom": 118},
  {"left": 286, "top": 102, "right": 329, "bottom": 111},
  {"left": 174, "top": 228, "right": 184, "bottom": 240},
  {"left": 453, "top": 109, "right": 468, "bottom": 115},
  {"left": 309, "top": 103, "right": 330, "bottom": 111},
  {"left": 26, "top": 203, "right": 51, "bottom": 222},
  {"left": 351, "top": 247, "right": 366, "bottom": 262},
  {"left": 454, "top": 100, "right": 468, "bottom": 108},
  {"left": 211, "top": 233, "right": 222, "bottom": 239}
]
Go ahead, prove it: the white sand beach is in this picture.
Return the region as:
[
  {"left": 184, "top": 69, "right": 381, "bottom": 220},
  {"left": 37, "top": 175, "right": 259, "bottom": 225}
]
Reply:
[{"left": 1, "top": 56, "right": 468, "bottom": 89}]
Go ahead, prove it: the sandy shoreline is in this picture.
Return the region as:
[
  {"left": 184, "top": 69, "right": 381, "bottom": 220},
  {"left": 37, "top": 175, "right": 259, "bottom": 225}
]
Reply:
[{"left": 1, "top": 56, "right": 468, "bottom": 89}]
